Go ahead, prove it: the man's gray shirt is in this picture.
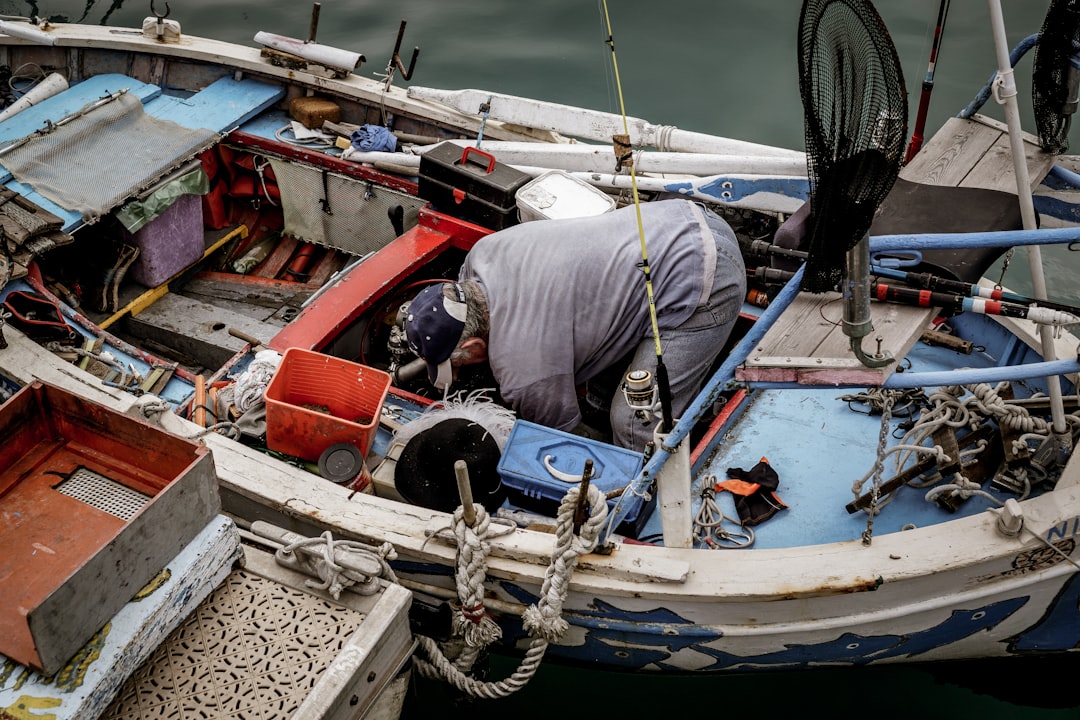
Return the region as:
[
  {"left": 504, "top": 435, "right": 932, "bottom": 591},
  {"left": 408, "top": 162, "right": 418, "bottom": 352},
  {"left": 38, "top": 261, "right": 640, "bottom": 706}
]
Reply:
[{"left": 460, "top": 199, "right": 738, "bottom": 433}]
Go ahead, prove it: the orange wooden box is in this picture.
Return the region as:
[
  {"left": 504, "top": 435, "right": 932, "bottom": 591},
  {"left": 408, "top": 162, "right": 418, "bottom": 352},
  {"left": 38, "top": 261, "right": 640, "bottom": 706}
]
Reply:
[{"left": 0, "top": 381, "right": 220, "bottom": 675}]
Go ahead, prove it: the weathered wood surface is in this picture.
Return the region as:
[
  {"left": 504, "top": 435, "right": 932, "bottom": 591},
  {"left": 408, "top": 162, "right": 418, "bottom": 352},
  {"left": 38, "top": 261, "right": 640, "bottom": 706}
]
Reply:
[{"left": 899, "top": 113, "right": 1054, "bottom": 192}]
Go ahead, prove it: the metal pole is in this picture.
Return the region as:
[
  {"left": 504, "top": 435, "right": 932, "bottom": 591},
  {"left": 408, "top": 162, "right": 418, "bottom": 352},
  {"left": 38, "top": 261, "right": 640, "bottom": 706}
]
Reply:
[{"left": 987, "top": 0, "right": 1070, "bottom": 446}]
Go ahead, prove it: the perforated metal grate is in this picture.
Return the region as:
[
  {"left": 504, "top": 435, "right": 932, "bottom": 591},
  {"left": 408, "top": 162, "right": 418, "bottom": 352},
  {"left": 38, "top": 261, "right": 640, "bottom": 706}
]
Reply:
[
  {"left": 101, "top": 568, "right": 366, "bottom": 720},
  {"left": 55, "top": 467, "right": 152, "bottom": 521}
]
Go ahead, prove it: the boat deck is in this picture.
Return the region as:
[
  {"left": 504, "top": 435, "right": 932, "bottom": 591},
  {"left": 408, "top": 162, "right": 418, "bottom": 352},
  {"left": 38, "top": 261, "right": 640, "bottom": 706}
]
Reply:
[{"left": 738, "top": 113, "right": 1055, "bottom": 385}]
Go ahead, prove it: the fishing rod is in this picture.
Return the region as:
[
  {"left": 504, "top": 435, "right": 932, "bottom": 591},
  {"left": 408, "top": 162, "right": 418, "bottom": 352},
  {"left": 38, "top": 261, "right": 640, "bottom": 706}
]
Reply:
[
  {"left": 868, "top": 264, "right": 1080, "bottom": 316},
  {"left": 600, "top": 0, "right": 674, "bottom": 433},
  {"left": 905, "top": 0, "right": 950, "bottom": 163},
  {"left": 870, "top": 282, "right": 1080, "bottom": 326},
  {"left": 749, "top": 264, "right": 1080, "bottom": 326}
]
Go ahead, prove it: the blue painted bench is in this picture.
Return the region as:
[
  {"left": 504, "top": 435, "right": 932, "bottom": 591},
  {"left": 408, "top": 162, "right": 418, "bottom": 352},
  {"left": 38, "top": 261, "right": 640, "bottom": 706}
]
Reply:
[{"left": 0, "top": 73, "right": 285, "bottom": 230}]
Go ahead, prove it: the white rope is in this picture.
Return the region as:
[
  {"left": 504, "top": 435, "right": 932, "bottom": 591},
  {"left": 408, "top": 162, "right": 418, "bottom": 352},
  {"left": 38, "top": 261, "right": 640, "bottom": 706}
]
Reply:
[
  {"left": 413, "top": 482, "right": 608, "bottom": 699},
  {"left": 448, "top": 503, "right": 502, "bottom": 673},
  {"left": 854, "top": 379, "right": 1080, "bottom": 521},
  {"left": 278, "top": 531, "right": 398, "bottom": 600},
  {"left": 692, "top": 483, "right": 753, "bottom": 548},
  {"left": 232, "top": 349, "right": 281, "bottom": 413}
]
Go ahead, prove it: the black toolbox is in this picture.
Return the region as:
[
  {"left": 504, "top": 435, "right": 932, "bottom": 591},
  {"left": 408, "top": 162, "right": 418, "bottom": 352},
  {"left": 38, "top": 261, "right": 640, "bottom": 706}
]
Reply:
[{"left": 418, "top": 142, "right": 530, "bottom": 230}]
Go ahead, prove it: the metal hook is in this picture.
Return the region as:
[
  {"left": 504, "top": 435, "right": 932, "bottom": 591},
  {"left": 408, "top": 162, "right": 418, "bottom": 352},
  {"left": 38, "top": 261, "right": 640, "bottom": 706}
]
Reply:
[{"left": 151, "top": 0, "right": 170, "bottom": 41}]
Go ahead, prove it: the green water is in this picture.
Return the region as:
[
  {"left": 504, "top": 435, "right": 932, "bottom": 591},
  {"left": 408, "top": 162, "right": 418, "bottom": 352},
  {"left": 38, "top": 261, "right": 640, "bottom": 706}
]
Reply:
[{"left": 4, "top": 0, "right": 1078, "bottom": 716}]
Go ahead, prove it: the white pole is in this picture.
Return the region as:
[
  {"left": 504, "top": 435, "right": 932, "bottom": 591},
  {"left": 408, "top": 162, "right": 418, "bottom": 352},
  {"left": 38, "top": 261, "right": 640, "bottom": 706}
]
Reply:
[
  {"left": 987, "top": 0, "right": 1070, "bottom": 442},
  {"left": 654, "top": 427, "right": 692, "bottom": 548}
]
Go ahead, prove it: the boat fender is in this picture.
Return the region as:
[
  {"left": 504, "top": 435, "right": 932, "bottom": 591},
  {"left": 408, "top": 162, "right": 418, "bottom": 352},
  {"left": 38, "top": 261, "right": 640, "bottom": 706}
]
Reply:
[{"left": 716, "top": 457, "right": 787, "bottom": 526}]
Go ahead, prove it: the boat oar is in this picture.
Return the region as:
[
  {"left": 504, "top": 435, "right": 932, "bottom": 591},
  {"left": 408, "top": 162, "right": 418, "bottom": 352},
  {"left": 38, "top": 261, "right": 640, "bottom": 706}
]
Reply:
[{"left": 905, "top": 0, "right": 951, "bottom": 162}]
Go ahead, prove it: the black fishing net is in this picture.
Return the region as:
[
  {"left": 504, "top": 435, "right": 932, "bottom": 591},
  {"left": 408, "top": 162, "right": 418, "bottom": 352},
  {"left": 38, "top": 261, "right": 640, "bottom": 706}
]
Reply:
[
  {"left": 796, "top": 0, "right": 907, "bottom": 293},
  {"left": 1032, "top": 0, "right": 1080, "bottom": 154}
]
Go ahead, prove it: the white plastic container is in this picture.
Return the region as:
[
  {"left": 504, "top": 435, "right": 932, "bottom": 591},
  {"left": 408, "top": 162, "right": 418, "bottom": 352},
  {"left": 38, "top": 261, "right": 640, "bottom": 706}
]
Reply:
[{"left": 516, "top": 170, "right": 616, "bottom": 222}]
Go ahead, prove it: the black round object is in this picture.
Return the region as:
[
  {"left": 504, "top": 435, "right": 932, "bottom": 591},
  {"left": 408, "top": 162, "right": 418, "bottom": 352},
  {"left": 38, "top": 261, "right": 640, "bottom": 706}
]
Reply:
[
  {"left": 394, "top": 417, "right": 506, "bottom": 513},
  {"left": 318, "top": 442, "right": 364, "bottom": 483}
]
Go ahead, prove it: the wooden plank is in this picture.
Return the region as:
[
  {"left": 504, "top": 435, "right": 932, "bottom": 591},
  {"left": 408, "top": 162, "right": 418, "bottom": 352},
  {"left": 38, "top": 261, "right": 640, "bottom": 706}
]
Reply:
[
  {"left": 742, "top": 113, "right": 1052, "bottom": 386},
  {"left": 900, "top": 115, "right": 999, "bottom": 187},
  {"left": 960, "top": 130, "right": 1054, "bottom": 193},
  {"left": 142, "top": 75, "right": 285, "bottom": 131},
  {"left": 901, "top": 114, "right": 1054, "bottom": 191},
  {"left": 123, "top": 292, "right": 281, "bottom": 369},
  {"left": 739, "top": 292, "right": 936, "bottom": 385}
]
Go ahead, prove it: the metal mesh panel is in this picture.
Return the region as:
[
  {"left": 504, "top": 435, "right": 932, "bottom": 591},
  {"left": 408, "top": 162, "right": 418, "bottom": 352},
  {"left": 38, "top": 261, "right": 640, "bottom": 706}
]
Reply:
[
  {"left": 101, "top": 568, "right": 365, "bottom": 720},
  {"left": 54, "top": 467, "right": 151, "bottom": 521},
  {"left": 269, "top": 158, "right": 425, "bottom": 255},
  {"left": 1, "top": 92, "right": 218, "bottom": 224}
]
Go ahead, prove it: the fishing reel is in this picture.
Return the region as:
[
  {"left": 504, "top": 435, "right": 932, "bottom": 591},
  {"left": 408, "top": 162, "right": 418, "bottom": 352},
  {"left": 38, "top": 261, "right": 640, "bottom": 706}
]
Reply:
[
  {"left": 622, "top": 369, "right": 660, "bottom": 420},
  {"left": 386, "top": 302, "right": 426, "bottom": 386}
]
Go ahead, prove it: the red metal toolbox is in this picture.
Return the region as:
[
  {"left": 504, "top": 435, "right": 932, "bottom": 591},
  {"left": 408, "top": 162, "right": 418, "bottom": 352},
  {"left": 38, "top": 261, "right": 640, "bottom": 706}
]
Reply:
[{"left": 418, "top": 142, "right": 530, "bottom": 230}]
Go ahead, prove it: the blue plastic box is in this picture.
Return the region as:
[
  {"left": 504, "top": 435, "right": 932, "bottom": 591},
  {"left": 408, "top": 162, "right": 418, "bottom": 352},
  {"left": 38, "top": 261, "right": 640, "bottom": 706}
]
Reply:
[{"left": 496, "top": 420, "right": 653, "bottom": 537}]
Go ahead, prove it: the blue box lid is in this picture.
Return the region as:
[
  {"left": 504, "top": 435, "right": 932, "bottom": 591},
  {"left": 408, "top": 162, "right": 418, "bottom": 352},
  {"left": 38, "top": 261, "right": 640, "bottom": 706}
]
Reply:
[{"left": 497, "top": 420, "right": 644, "bottom": 504}]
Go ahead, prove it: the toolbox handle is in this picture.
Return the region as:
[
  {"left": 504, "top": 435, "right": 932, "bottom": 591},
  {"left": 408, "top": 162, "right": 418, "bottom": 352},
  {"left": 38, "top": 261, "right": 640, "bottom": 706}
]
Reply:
[
  {"left": 458, "top": 146, "right": 496, "bottom": 174},
  {"left": 544, "top": 454, "right": 585, "bottom": 483}
]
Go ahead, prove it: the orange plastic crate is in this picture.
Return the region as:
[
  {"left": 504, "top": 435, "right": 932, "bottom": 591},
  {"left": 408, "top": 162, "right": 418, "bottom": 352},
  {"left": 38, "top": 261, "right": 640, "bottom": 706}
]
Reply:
[{"left": 264, "top": 348, "right": 391, "bottom": 462}]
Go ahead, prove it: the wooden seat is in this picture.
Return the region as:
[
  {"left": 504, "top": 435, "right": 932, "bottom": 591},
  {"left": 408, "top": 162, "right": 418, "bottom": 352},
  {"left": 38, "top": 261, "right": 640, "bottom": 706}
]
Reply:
[{"left": 737, "top": 113, "right": 1053, "bottom": 386}]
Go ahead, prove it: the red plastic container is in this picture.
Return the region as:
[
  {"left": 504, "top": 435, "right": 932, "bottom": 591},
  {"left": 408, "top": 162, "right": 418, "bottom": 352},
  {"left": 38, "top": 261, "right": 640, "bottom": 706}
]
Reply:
[{"left": 264, "top": 348, "right": 391, "bottom": 462}]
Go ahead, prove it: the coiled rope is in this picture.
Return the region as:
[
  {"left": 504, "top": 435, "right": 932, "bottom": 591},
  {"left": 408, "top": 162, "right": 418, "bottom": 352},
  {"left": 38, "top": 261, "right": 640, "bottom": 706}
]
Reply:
[
  {"left": 413, "top": 482, "right": 608, "bottom": 699},
  {"left": 852, "top": 381, "right": 1080, "bottom": 514}
]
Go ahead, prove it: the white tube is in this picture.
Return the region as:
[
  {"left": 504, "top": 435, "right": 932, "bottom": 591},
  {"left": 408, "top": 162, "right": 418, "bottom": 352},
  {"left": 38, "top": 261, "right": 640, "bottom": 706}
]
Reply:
[
  {"left": 0, "top": 19, "right": 56, "bottom": 46},
  {"left": 253, "top": 31, "right": 363, "bottom": 72},
  {"left": 0, "top": 73, "right": 68, "bottom": 123}
]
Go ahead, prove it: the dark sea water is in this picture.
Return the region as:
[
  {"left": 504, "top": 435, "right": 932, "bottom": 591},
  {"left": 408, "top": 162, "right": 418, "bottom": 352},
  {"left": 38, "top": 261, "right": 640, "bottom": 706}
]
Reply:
[{"left": 5, "top": 0, "right": 1079, "bottom": 717}]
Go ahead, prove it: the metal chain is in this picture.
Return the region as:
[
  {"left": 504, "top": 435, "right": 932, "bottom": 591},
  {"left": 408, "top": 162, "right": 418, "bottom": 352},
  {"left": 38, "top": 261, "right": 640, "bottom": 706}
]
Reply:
[{"left": 863, "top": 392, "right": 895, "bottom": 545}]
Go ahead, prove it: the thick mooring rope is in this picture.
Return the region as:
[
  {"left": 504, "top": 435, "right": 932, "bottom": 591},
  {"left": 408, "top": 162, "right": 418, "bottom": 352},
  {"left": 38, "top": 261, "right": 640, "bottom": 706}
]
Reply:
[{"left": 413, "top": 482, "right": 608, "bottom": 699}]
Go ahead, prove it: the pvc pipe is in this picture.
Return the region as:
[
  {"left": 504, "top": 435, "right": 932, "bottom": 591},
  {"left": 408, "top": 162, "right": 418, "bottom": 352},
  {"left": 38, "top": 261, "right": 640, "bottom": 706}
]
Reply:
[{"left": 407, "top": 86, "right": 806, "bottom": 159}]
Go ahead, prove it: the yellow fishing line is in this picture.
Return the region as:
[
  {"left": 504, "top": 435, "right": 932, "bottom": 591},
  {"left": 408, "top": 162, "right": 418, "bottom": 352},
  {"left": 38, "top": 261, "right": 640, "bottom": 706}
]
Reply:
[{"left": 600, "top": 0, "right": 663, "bottom": 360}]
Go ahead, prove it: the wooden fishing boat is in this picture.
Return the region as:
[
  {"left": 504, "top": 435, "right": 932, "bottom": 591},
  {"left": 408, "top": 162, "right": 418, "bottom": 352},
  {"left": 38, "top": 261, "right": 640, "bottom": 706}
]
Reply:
[{"left": 0, "top": 0, "right": 1078, "bottom": 709}]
